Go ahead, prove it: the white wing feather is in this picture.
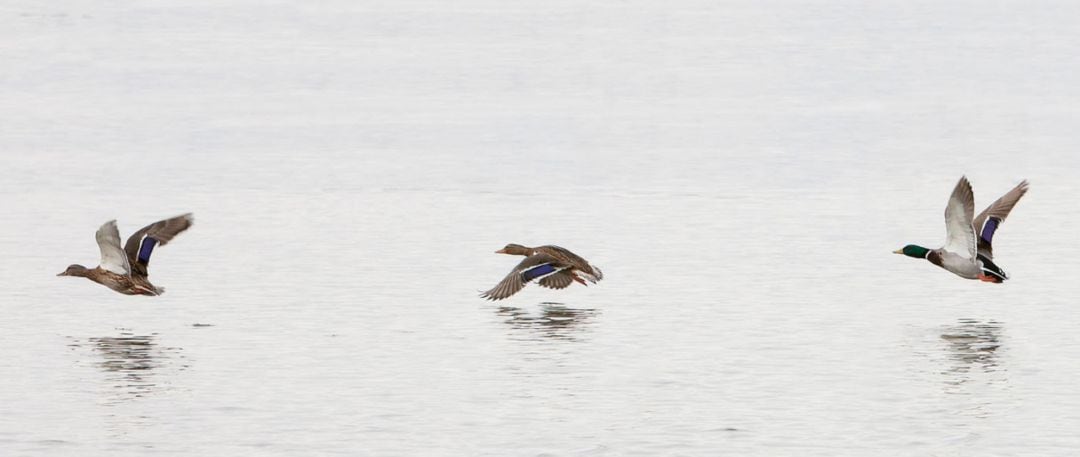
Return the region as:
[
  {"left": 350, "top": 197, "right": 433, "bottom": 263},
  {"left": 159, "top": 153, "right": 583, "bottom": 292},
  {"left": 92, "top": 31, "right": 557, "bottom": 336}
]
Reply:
[
  {"left": 942, "top": 177, "right": 977, "bottom": 261},
  {"left": 95, "top": 220, "right": 131, "bottom": 275}
]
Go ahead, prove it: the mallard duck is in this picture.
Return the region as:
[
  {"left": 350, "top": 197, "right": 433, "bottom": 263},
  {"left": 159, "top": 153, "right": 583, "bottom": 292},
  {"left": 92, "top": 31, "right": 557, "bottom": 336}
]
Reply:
[
  {"left": 481, "top": 244, "right": 603, "bottom": 300},
  {"left": 57, "top": 214, "right": 193, "bottom": 295},
  {"left": 894, "top": 177, "right": 1028, "bottom": 283}
]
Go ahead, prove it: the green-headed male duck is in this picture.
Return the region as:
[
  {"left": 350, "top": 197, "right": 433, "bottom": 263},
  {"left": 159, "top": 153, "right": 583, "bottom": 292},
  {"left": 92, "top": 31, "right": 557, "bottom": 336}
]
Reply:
[{"left": 894, "top": 177, "right": 1028, "bottom": 283}]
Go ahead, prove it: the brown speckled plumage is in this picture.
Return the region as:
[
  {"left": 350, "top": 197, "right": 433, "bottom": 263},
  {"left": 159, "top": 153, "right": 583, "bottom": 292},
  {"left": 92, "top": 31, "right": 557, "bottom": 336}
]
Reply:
[
  {"left": 58, "top": 214, "right": 193, "bottom": 296},
  {"left": 481, "top": 244, "right": 603, "bottom": 301}
]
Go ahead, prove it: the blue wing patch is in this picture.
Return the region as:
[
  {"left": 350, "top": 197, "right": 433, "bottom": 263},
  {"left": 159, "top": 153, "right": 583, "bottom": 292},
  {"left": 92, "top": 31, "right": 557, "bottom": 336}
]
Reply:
[
  {"left": 521, "top": 264, "right": 557, "bottom": 282},
  {"left": 980, "top": 218, "right": 1000, "bottom": 244},
  {"left": 138, "top": 237, "right": 158, "bottom": 264}
]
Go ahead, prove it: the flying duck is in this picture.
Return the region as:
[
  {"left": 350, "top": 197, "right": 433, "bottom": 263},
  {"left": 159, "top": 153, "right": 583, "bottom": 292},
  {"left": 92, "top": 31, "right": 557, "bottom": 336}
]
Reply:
[
  {"left": 58, "top": 214, "right": 193, "bottom": 295},
  {"left": 481, "top": 244, "right": 603, "bottom": 300},
  {"left": 894, "top": 177, "right": 1028, "bottom": 283}
]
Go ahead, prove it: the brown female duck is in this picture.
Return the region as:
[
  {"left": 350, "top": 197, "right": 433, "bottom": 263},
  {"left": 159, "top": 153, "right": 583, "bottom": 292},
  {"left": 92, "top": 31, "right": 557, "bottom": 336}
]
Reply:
[
  {"left": 57, "top": 214, "right": 193, "bottom": 296},
  {"left": 481, "top": 244, "right": 603, "bottom": 300}
]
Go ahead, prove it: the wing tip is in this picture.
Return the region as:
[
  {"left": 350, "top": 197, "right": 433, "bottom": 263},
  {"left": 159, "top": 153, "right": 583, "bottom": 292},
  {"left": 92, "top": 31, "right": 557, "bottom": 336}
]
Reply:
[
  {"left": 959, "top": 175, "right": 972, "bottom": 190},
  {"left": 155, "top": 213, "right": 195, "bottom": 247},
  {"left": 174, "top": 213, "right": 195, "bottom": 230},
  {"left": 479, "top": 291, "right": 504, "bottom": 301}
]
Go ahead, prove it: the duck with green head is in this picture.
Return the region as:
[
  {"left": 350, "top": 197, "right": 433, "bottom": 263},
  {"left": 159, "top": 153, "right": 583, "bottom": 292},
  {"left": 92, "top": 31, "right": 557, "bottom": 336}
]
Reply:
[{"left": 894, "top": 176, "right": 1028, "bottom": 283}]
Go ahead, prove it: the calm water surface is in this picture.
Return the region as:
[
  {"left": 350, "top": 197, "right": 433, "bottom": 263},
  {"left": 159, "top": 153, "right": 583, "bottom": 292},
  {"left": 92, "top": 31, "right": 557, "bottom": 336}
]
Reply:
[{"left": 2, "top": 1, "right": 1080, "bottom": 455}]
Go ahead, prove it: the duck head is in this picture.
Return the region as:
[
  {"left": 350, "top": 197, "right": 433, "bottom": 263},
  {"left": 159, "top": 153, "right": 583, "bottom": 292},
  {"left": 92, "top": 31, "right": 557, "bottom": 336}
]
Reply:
[
  {"left": 893, "top": 245, "right": 930, "bottom": 259},
  {"left": 496, "top": 243, "right": 532, "bottom": 256},
  {"left": 57, "top": 264, "right": 90, "bottom": 277}
]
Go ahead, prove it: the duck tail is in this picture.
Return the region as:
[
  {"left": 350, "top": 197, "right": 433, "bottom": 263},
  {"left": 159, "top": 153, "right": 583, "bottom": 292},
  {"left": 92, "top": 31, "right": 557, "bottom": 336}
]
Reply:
[
  {"left": 977, "top": 254, "right": 1008, "bottom": 283},
  {"left": 577, "top": 269, "right": 601, "bottom": 284}
]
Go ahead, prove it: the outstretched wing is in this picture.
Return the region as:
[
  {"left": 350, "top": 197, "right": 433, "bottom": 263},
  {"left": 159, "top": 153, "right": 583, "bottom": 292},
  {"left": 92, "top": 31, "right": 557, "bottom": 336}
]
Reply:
[
  {"left": 481, "top": 254, "right": 564, "bottom": 301},
  {"left": 942, "top": 176, "right": 977, "bottom": 261},
  {"left": 123, "top": 213, "right": 194, "bottom": 277},
  {"left": 96, "top": 220, "right": 131, "bottom": 275},
  {"left": 538, "top": 271, "right": 575, "bottom": 290},
  {"left": 973, "top": 180, "right": 1028, "bottom": 259}
]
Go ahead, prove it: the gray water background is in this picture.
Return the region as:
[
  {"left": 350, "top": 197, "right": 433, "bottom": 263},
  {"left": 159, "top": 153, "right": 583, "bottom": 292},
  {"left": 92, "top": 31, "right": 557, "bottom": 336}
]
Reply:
[{"left": 2, "top": 1, "right": 1080, "bottom": 455}]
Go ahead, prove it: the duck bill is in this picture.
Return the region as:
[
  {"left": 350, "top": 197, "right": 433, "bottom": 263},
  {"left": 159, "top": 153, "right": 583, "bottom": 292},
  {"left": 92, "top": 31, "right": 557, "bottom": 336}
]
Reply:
[
  {"left": 892, "top": 249, "right": 904, "bottom": 255},
  {"left": 56, "top": 271, "right": 68, "bottom": 276},
  {"left": 495, "top": 248, "right": 508, "bottom": 254}
]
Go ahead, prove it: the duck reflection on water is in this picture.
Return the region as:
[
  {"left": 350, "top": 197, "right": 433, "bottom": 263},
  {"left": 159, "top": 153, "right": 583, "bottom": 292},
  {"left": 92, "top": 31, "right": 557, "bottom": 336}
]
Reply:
[
  {"left": 941, "top": 319, "right": 1003, "bottom": 382},
  {"left": 496, "top": 302, "right": 599, "bottom": 341},
  {"left": 72, "top": 332, "right": 185, "bottom": 404}
]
